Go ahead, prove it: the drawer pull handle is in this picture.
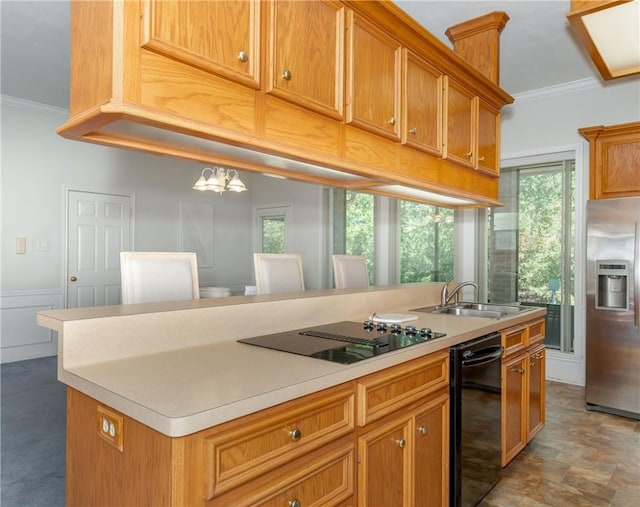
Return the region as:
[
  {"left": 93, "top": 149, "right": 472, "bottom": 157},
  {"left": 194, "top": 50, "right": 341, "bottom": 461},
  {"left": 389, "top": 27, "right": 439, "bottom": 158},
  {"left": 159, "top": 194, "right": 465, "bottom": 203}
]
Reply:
[
  {"left": 409, "top": 127, "right": 417, "bottom": 135},
  {"left": 509, "top": 367, "right": 525, "bottom": 374},
  {"left": 282, "top": 69, "right": 292, "bottom": 81},
  {"left": 396, "top": 438, "right": 406, "bottom": 449},
  {"left": 418, "top": 425, "right": 428, "bottom": 435},
  {"left": 289, "top": 428, "right": 302, "bottom": 442},
  {"left": 289, "top": 499, "right": 301, "bottom": 507},
  {"left": 237, "top": 50, "right": 248, "bottom": 62}
]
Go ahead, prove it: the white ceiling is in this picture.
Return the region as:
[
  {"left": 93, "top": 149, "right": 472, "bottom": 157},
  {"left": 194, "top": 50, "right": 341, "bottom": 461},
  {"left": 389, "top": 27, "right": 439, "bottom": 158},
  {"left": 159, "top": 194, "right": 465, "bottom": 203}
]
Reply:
[{"left": 0, "top": 0, "right": 623, "bottom": 110}]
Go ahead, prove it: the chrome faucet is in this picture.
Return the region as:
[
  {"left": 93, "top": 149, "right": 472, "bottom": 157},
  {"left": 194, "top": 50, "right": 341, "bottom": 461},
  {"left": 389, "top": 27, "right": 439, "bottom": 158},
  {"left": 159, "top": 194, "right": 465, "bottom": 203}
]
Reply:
[{"left": 441, "top": 279, "right": 479, "bottom": 306}]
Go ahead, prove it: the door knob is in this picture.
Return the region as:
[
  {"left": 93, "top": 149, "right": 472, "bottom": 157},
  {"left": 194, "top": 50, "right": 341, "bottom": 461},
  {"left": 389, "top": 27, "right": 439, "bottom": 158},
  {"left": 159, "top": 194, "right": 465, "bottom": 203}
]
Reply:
[{"left": 70, "top": 276, "right": 78, "bottom": 282}]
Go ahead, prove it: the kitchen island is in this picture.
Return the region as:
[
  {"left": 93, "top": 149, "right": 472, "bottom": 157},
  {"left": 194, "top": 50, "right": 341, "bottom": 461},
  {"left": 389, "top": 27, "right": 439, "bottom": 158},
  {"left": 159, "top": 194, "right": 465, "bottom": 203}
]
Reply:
[{"left": 37, "top": 283, "right": 546, "bottom": 506}]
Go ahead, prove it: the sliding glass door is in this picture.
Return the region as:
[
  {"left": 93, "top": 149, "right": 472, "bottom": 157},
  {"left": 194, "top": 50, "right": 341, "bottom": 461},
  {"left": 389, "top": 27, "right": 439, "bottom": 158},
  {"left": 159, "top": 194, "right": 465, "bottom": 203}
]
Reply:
[{"left": 487, "top": 160, "right": 575, "bottom": 351}]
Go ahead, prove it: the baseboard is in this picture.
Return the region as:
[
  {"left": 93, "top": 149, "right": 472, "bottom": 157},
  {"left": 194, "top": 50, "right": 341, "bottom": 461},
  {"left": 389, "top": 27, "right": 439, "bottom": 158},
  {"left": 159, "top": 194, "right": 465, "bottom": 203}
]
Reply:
[{"left": 1, "top": 290, "right": 63, "bottom": 363}]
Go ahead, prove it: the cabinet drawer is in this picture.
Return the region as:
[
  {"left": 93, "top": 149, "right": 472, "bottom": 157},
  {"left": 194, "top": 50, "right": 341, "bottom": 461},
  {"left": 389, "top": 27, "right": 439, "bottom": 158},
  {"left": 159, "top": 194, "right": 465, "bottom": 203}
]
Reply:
[
  {"left": 214, "top": 440, "right": 354, "bottom": 507},
  {"left": 203, "top": 385, "right": 355, "bottom": 499},
  {"left": 501, "top": 325, "right": 528, "bottom": 357},
  {"left": 357, "top": 350, "right": 449, "bottom": 426},
  {"left": 527, "top": 319, "right": 546, "bottom": 347}
]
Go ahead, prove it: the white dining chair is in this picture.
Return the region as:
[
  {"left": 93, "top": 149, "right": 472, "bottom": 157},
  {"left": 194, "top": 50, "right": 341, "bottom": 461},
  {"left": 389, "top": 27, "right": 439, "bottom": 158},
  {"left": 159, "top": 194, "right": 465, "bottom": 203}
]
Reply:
[
  {"left": 120, "top": 252, "right": 200, "bottom": 304},
  {"left": 332, "top": 255, "right": 370, "bottom": 289},
  {"left": 253, "top": 253, "right": 305, "bottom": 295}
]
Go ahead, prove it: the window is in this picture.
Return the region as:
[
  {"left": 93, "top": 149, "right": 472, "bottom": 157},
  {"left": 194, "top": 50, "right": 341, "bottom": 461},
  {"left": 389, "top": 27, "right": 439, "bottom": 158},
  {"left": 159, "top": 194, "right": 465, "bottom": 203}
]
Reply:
[
  {"left": 255, "top": 206, "right": 292, "bottom": 253},
  {"left": 400, "top": 203, "right": 454, "bottom": 282},
  {"left": 486, "top": 159, "right": 575, "bottom": 352},
  {"left": 332, "top": 190, "right": 375, "bottom": 283},
  {"left": 330, "top": 190, "right": 455, "bottom": 286}
]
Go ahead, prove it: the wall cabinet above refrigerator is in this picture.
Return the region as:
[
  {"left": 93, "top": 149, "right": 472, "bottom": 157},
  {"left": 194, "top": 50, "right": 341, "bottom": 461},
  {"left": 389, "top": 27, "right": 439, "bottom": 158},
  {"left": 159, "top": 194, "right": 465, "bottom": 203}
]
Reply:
[{"left": 579, "top": 121, "right": 640, "bottom": 200}]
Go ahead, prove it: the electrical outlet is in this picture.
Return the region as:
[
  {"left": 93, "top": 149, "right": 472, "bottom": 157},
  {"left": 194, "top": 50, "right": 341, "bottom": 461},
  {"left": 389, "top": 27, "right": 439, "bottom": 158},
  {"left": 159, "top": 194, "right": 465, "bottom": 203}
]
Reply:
[{"left": 97, "top": 405, "right": 124, "bottom": 452}]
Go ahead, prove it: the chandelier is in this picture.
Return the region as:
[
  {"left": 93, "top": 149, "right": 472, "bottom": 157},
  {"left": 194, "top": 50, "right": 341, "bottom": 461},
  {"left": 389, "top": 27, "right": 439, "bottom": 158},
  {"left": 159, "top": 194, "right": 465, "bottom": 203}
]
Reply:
[{"left": 192, "top": 167, "right": 247, "bottom": 194}]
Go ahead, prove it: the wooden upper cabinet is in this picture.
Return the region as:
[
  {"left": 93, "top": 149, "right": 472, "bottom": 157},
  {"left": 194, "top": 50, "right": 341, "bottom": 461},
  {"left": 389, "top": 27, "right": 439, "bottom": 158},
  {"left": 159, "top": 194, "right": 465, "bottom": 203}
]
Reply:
[
  {"left": 266, "top": 0, "right": 345, "bottom": 119},
  {"left": 579, "top": 122, "right": 640, "bottom": 199},
  {"left": 141, "top": 0, "right": 260, "bottom": 89},
  {"left": 347, "top": 12, "right": 402, "bottom": 140},
  {"left": 477, "top": 99, "right": 500, "bottom": 175},
  {"left": 444, "top": 77, "right": 475, "bottom": 169},
  {"left": 445, "top": 78, "right": 500, "bottom": 175},
  {"left": 402, "top": 50, "right": 443, "bottom": 156}
]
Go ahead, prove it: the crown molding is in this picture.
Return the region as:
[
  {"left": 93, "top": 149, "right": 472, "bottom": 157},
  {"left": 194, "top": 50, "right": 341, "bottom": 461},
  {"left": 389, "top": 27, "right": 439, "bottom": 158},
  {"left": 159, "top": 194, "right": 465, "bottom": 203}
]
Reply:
[
  {"left": 511, "top": 77, "right": 601, "bottom": 103},
  {"left": 1, "top": 95, "right": 69, "bottom": 116}
]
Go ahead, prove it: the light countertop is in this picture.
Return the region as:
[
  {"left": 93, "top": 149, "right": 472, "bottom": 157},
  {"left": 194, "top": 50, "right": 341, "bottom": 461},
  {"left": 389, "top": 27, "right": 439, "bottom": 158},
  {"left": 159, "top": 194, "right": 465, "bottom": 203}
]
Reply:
[{"left": 37, "top": 284, "right": 546, "bottom": 437}]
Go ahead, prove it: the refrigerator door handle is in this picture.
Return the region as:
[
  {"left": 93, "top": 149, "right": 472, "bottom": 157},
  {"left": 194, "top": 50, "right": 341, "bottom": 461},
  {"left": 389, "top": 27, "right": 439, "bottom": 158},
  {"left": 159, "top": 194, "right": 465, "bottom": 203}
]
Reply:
[{"left": 635, "top": 221, "right": 639, "bottom": 327}]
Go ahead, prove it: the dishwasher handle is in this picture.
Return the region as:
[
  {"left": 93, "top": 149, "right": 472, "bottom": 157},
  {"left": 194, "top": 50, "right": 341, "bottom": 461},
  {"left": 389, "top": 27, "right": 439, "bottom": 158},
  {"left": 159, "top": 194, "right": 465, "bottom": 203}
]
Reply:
[{"left": 461, "top": 345, "right": 503, "bottom": 367}]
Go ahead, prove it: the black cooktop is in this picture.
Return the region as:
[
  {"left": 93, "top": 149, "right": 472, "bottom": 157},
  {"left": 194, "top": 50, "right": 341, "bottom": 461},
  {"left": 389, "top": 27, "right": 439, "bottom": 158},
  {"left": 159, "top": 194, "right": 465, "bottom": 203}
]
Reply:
[{"left": 238, "top": 320, "right": 446, "bottom": 364}]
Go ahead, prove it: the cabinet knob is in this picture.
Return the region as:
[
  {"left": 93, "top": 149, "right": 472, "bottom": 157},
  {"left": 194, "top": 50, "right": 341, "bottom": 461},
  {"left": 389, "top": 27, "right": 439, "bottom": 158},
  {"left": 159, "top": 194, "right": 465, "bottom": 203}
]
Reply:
[
  {"left": 530, "top": 361, "right": 536, "bottom": 368},
  {"left": 282, "top": 69, "right": 292, "bottom": 81},
  {"left": 478, "top": 155, "right": 485, "bottom": 162},
  {"left": 409, "top": 127, "right": 417, "bottom": 135},
  {"left": 508, "top": 367, "right": 525, "bottom": 374},
  {"left": 418, "top": 425, "right": 428, "bottom": 435},
  {"left": 396, "top": 438, "right": 406, "bottom": 449},
  {"left": 387, "top": 117, "right": 396, "bottom": 126},
  {"left": 465, "top": 151, "right": 473, "bottom": 158},
  {"left": 289, "top": 428, "right": 302, "bottom": 441},
  {"left": 70, "top": 276, "right": 78, "bottom": 282},
  {"left": 289, "top": 500, "right": 301, "bottom": 507},
  {"left": 237, "top": 50, "right": 248, "bottom": 63}
]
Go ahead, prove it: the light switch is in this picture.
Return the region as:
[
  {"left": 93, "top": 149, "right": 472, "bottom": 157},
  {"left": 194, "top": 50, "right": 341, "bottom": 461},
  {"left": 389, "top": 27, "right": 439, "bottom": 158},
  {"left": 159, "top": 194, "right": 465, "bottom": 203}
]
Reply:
[{"left": 16, "top": 237, "right": 26, "bottom": 254}]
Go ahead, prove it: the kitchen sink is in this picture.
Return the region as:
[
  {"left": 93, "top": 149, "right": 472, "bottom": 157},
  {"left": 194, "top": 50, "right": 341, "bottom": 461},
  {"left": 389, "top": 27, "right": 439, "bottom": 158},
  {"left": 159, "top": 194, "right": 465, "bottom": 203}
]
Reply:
[{"left": 413, "top": 302, "right": 536, "bottom": 319}]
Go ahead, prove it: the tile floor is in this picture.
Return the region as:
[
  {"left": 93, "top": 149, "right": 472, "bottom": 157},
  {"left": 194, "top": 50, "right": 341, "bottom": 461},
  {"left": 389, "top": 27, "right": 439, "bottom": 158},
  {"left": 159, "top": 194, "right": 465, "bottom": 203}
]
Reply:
[
  {"left": 481, "top": 381, "right": 640, "bottom": 507},
  {"left": 1, "top": 359, "right": 638, "bottom": 506}
]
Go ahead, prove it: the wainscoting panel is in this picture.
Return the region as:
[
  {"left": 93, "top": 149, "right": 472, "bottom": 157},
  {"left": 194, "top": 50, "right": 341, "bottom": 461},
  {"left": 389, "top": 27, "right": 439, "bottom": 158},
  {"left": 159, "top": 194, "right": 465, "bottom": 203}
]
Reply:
[{"left": 1, "top": 290, "right": 63, "bottom": 363}]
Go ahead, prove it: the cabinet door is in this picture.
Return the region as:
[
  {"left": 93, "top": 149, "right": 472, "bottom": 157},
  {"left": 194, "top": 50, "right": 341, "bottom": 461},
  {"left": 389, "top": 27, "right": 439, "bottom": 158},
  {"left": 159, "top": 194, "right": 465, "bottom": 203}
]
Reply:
[
  {"left": 358, "top": 417, "right": 411, "bottom": 507},
  {"left": 266, "top": 0, "right": 345, "bottom": 119},
  {"left": 347, "top": 13, "right": 402, "bottom": 140},
  {"left": 141, "top": 0, "right": 260, "bottom": 88},
  {"left": 413, "top": 393, "right": 449, "bottom": 507},
  {"left": 477, "top": 99, "right": 500, "bottom": 175},
  {"left": 595, "top": 131, "right": 640, "bottom": 198},
  {"left": 444, "top": 78, "right": 476, "bottom": 168},
  {"left": 527, "top": 345, "right": 546, "bottom": 442},
  {"left": 501, "top": 353, "right": 527, "bottom": 466},
  {"left": 403, "top": 50, "right": 443, "bottom": 156}
]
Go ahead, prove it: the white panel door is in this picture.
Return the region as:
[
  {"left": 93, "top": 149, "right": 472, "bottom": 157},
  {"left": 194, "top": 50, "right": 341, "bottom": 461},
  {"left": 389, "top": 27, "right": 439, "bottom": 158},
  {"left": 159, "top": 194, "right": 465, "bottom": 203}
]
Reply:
[{"left": 67, "top": 191, "right": 132, "bottom": 308}]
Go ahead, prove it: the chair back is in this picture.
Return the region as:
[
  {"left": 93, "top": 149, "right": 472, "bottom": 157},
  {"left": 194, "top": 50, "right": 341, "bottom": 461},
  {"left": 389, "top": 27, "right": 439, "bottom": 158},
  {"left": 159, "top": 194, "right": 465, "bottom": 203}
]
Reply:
[
  {"left": 253, "top": 253, "right": 305, "bottom": 294},
  {"left": 332, "top": 255, "right": 369, "bottom": 289},
  {"left": 120, "top": 252, "right": 200, "bottom": 304}
]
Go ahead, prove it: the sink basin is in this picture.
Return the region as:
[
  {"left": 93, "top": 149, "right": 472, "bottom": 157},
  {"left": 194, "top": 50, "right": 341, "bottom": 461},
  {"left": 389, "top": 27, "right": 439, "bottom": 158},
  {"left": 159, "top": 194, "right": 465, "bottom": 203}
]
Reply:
[
  {"left": 412, "top": 302, "right": 536, "bottom": 319},
  {"left": 434, "top": 307, "right": 503, "bottom": 319}
]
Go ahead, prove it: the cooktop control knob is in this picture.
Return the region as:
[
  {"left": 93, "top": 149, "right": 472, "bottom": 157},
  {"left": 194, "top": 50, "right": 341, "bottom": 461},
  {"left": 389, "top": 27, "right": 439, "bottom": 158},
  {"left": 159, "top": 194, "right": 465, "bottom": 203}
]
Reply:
[
  {"left": 390, "top": 324, "right": 402, "bottom": 334},
  {"left": 363, "top": 320, "right": 374, "bottom": 331},
  {"left": 376, "top": 322, "right": 388, "bottom": 333},
  {"left": 405, "top": 325, "right": 417, "bottom": 336},
  {"left": 420, "top": 327, "right": 432, "bottom": 338}
]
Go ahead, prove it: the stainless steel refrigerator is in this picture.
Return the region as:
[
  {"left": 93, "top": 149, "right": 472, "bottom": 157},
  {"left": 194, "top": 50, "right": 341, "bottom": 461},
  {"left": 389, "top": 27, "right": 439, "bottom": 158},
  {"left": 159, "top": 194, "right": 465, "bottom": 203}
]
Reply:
[{"left": 586, "top": 197, "right": 640, "bottom": 419}]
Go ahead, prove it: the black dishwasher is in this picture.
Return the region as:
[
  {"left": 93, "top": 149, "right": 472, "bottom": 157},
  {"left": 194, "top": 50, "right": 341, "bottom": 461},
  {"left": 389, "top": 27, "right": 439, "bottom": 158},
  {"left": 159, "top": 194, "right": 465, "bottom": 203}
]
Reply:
[{"left": 450, "top": 332, "right": 503, "bottom": 507}]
